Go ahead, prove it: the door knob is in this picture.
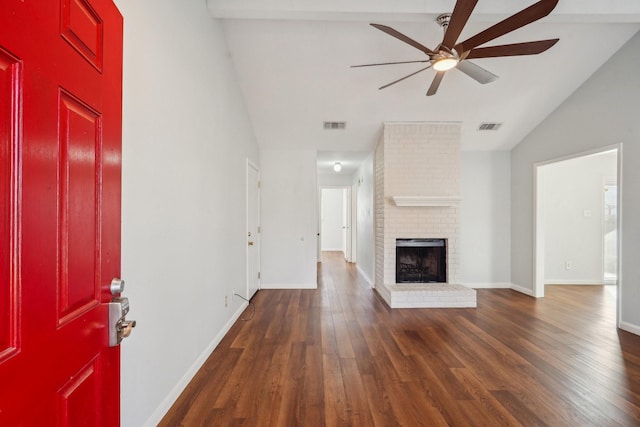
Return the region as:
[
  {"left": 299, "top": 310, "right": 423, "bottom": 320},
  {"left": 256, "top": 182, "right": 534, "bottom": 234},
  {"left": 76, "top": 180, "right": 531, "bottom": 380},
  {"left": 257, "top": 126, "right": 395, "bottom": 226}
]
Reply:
[
  {"left": 110, "top": 278, "right": 125, "bottom": 295},
  {"left": 248, "top": 241, "right": 254, "bottom": 246}
]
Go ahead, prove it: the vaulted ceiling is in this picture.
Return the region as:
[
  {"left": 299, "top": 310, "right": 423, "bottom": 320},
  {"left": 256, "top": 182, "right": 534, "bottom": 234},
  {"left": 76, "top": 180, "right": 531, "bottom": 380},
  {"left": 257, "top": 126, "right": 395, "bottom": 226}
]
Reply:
[{"left": 208, "top": 0, "right": 640, "bottom": 174}]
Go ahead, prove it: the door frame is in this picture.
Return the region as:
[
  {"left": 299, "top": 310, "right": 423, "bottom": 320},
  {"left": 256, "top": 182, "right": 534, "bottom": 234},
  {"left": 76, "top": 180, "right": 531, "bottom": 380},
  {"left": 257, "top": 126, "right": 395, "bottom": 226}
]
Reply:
[
  {"left": 350, "top": 181, "right": 358, "bottom": 264},
  {"left": 319, "top": 186, "right": 353, "bottom": 261},
  {"left": 246, "top": 160, "right": 260, "bottom": 299},
  {"left": 533, "top": 143, "right": 622, "bottom": 326}
]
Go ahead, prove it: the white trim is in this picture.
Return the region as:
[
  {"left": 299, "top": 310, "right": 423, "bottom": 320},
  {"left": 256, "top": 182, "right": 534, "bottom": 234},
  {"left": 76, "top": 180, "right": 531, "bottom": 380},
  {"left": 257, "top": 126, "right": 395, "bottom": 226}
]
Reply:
[
  {"left": 143, "top": 302, "right": 249, "bottom": 427},
  {"left": 619, "top": 321, "right": 640, "bottom": 337},
  {"left": 533, "top": 164, "right": 545, "bottom": 297},
  {"left": 351, "top": 181, "right": 358, "bottom": 264},
  {"left": 260, "top": 283, "right": 317, "bottom": 289},
  {"left": 374, "top": 285, "right": 391, "bottom": 306},
  {"left": 544, "top": 280, "right": 604, "bottom": 285},
  {"left": 464, "top": 282, "right": 512, "bottom": 289},
  {"left": 615, "top": 145, "right": 623, "bottom": 329},
  {"left": 246, "top": 160, "right": 261, "bottom": 300},
  {"left": 510, "top": 283, "right": 536, "bottom": 297},
  {"left": 356, "top": 264, "right": 373, "bottom": 288},
  {"left": 392, "top": 196, "right": 461, "bottom": 207},
  {"left": 533, "top": 145, "right": 619, "bottom": 169}
]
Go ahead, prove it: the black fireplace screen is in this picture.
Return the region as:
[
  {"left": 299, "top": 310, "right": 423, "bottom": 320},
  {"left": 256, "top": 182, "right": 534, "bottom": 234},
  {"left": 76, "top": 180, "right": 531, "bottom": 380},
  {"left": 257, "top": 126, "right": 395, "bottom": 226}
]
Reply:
[{"left": 396, "top": 239, "right": 446, "bottom": 283}]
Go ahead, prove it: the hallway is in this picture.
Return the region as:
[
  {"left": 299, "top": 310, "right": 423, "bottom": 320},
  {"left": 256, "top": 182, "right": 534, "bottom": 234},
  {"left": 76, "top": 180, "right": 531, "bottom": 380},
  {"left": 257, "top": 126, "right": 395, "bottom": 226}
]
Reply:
[{"left": 161, "top": 252, "right": 640, "bottom": 426}]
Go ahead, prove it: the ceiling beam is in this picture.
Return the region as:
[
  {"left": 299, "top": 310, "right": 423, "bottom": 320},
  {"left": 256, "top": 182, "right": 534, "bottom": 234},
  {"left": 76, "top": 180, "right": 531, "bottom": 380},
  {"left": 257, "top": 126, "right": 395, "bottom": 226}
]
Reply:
[{"left": 207, "top": 0, "right": 640, "bottom": 23}]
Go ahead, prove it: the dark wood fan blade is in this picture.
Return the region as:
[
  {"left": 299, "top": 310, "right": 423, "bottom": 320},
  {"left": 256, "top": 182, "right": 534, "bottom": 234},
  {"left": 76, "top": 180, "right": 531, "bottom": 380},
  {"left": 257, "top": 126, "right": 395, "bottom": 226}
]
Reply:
[
  {"left": 371, "top": 24, "right": 435, "bottom": 55},
  {"left": 351, "top": 59, "right": 431, "bottom": 68},
  {"left": 465, "top": 39, "right": 559, "bottom": 59},
  {"left": 456, "top": 61, "right": 498, "bottom": 84},
  {"left": 379, "top": 65, "right": 432, "bottom": 90},
  {"left": 442, "top": 0, "right": 478, "bottom": 49},
  {"left": 454, "top": 0, "right": 558, "bottom": 52},
  {"left": 426, "top": 72, "right": 445, "bottom": 96}
]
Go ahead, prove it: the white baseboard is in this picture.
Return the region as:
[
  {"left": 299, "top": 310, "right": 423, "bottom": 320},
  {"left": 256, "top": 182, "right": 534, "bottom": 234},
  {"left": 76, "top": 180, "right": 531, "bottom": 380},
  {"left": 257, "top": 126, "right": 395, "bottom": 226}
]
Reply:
[
  {"left": 545, "top": 279, "right": 604, "bottom": 285},
  {"left": 619, "top": 321, "right": 640, "bottom": 337},
  {"left": 143, "top": 302, "right": 248, "bottom": 427},
  {"left": 356, "top": 265, "right": 373, "bottom": 288},
  {"left": 464, "top": 282, "right": 512, "bottom": 289},
  {"left": 510, "top": 283, "right": 535, "bottom": 297},
  {"left": 260, "top": 282, "right": 317, "bottom": 289}
]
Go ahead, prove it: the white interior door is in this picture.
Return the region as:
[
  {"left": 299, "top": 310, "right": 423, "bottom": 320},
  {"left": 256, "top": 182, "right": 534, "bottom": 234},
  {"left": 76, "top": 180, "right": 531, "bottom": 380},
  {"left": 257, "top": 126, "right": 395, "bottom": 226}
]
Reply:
[
  {"left": 351, "top": 182, "right": 357, "bottom": 263},
  {"left": 343, "top": 189, "right": 351, "bottom": 262},
  {"left": 247, "top": 161, "right": 260, "bottom": 299},
  {"left": 321, "top": 188, "right": 344, "bottom": 252}
]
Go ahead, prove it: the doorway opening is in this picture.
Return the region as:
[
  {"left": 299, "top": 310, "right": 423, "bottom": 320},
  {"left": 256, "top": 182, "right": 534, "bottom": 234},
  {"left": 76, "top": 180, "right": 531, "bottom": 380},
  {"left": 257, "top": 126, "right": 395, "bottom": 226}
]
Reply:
[
  {"left": 320, "top": 187, "right": 354, "bottom": 262},
  {"left": 534, "top": 145, "right": 621, "bottom": 325}
]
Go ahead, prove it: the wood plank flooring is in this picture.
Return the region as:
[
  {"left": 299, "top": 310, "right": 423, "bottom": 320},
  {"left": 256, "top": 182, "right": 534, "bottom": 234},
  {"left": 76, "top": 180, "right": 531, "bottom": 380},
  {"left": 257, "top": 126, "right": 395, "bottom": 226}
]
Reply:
[{"left": 160, "top": 251, "right": 640, "bottom": 426}]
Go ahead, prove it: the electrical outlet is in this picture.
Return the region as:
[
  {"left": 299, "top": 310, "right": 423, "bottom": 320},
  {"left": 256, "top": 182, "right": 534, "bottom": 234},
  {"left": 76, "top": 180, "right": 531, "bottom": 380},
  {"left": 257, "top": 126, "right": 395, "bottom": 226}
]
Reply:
[
  {"left": 224, "top": 295, "right": 228, "bottom": 307},
  {"left": 565, "top": 261, "right": 572, "bottom": 270}
]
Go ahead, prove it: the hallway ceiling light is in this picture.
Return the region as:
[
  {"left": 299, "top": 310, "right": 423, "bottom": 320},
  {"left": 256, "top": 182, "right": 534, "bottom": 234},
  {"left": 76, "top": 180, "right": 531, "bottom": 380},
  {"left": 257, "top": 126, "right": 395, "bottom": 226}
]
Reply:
[{"left": 333, "top": 162, "right": 342, "bottom": 172}]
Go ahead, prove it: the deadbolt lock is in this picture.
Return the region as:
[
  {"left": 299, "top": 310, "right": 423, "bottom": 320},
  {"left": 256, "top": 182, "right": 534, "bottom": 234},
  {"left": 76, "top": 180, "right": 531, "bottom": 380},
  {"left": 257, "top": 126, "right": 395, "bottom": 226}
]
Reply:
[{"left": 108, "top": 297, "right": 137, "bottom": 347}]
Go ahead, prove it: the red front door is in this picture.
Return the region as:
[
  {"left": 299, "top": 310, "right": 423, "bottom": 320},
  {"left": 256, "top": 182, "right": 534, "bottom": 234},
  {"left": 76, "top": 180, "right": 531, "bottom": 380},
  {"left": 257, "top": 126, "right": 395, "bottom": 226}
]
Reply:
[{"left": 0, "top": 0, "right": 123, "bottom": 425}]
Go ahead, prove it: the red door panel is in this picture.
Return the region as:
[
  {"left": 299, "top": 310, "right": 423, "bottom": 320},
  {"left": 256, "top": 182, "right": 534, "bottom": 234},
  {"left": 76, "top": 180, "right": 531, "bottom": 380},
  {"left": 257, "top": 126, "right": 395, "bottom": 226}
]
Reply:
[
  {"left": 58, "top": 91, "right": 101, "bottom": 324},
  {"left": 0, "top": 46, "right": 19, "bottom": 363},
  {"left": 61, "top": 0, "right": 105, "bottom": 70},
  {"left": 57, "top": 357, "right": 102, "bottom": 427},
  {"left": 0, "top": 1, "right": 123, "bottom": 425}
]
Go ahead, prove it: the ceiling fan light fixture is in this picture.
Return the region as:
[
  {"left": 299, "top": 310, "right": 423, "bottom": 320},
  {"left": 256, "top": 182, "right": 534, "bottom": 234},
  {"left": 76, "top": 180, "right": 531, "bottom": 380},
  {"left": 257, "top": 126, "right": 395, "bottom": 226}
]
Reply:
[{"left": 433, "top": 57, "right": 459, "bottom": 71}]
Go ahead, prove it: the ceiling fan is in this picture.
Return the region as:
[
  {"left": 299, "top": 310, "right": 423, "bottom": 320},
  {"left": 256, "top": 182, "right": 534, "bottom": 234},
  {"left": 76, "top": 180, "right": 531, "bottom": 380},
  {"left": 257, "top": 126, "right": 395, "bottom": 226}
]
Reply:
[{"left": 353, "top": 0, "right": 559, "bottom": 96}]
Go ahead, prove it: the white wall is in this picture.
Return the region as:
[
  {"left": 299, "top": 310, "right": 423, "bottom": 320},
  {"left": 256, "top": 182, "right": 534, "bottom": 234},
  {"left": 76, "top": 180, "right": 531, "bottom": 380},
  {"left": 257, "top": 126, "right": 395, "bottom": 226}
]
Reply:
[
  {"left": 541, "top": 151, "right": 617, "bottom": 284},
  {"left": 260, "top": 149, "right": 318, "bottom": 288},
  {"left": 318, "top": 172, "right": 354, "bottom": 187},
  {"left": 511, "top": 31, "right": 640, "bottom": 334},
  {"left": 460, "top": 151, "right": 511, "bottom": 287},
  {"left": 321, "top": 188, "right": 344, "bottom": 251},
  {"left": 115, "top": 1, "right": 259, "bottom": 425},
  {"left": 355, "top": 152, "right": 375, "bottom": 286}
]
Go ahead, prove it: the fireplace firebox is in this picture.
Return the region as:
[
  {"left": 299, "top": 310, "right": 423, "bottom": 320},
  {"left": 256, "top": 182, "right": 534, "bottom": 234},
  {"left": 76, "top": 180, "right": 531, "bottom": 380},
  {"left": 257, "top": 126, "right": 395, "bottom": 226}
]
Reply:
[{"left": 396, "top": 239, "right": 446, "bottom": 283}]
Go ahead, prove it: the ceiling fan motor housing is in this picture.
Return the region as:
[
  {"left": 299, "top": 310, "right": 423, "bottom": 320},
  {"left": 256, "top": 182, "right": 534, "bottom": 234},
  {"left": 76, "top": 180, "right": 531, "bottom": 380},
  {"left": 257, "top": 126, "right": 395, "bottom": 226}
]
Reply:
[{"left": 436, "top": 13, "right": 452, "bottom": 30}]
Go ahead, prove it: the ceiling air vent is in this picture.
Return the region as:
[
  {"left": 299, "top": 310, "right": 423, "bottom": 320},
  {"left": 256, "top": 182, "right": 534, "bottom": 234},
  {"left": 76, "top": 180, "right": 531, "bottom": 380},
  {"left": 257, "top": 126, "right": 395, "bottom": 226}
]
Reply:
[
  {"left": 478, "top": 122, "right": 502, "bottom": 131},
  {"left": 323, "top": 121, "right": 346, "bottom": 130}
]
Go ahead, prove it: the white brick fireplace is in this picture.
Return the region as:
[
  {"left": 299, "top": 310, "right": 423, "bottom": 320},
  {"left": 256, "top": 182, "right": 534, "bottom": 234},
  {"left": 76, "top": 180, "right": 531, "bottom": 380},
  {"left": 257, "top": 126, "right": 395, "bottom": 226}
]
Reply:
[{"left": 374, "top": 122, "right": 476, "bottom": 308}]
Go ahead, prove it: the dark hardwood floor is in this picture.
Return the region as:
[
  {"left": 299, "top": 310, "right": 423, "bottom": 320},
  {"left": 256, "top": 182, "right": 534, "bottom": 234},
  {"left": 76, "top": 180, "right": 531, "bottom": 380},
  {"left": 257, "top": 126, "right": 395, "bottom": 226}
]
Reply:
[{"left": 160, "top": 251, "right": 640, "bottom": 426}]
